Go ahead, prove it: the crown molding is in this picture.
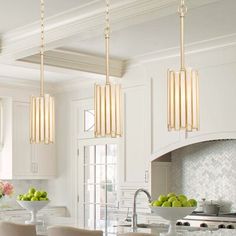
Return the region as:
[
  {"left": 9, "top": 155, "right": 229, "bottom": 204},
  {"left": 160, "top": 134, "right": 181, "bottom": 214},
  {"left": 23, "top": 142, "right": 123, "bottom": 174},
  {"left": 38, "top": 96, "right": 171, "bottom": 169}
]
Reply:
[
  {"left": 126, "top": 33, "right": 236, "bottom": 67},
  {"left": 0, "top": 76, "right": 54, "bottom": 92},
  {"left": 19, "top": 48, "right": 125, "bottom": 77},
  {"left": 0, "top": 0, "right": 221, "bottom": 61}
]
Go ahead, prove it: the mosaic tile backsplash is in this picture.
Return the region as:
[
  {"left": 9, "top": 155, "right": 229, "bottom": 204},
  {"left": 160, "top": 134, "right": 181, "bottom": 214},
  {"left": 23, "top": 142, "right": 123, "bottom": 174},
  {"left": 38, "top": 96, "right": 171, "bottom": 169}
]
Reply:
[{"left": 171, "top": 140, "right": 236, "bottom": 212}]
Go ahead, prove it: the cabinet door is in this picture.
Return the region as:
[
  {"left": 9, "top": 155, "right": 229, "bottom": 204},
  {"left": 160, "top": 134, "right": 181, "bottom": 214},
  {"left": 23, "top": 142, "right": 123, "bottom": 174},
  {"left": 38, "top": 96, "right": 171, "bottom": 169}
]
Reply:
[
  {"left": 120, "top": 85, "right": 149, "bottom": 186},
  {"left": 12, "top": 102, "right": 33, "bottom": 177},
  {"left": 34, "top": 144, "right": 55, "bottom": 177},
  {"left": 187, "top": 66, "right": 236, "bottom": 140},
  {"left": 151, "top": 77, "right": 180, "bottom": 155}
]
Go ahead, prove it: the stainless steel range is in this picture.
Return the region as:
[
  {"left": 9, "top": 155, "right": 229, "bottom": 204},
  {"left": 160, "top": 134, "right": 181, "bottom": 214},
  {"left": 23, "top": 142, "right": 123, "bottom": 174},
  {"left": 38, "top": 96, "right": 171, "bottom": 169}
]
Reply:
[{"left": 177, "top": 212, "right": 236, "bottom": 230}]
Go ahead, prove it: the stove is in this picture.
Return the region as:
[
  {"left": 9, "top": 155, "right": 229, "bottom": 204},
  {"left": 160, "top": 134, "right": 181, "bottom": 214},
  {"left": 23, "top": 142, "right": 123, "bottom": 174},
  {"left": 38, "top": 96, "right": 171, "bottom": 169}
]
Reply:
[{"left": 177, "top": 212, "right": 236, "bottom": 230}]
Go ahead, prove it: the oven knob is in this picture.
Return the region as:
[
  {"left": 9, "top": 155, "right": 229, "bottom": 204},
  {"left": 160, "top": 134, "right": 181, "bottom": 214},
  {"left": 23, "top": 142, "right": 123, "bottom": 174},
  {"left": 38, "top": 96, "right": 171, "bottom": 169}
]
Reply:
[
  {"left": 183, "top": 222, "right": 190, "bottom": 226},
  {"left": 200, "top": 223, "right": 208, "bottom": 228},
  {"left": 226, "top": 225, "right": 235, "bottom": 229},
  {"left": 218, "top": 224, "right": 226, "bottom": 229},
  {"left": 176, "top": 222, "right": 183, "bottom": 226}
]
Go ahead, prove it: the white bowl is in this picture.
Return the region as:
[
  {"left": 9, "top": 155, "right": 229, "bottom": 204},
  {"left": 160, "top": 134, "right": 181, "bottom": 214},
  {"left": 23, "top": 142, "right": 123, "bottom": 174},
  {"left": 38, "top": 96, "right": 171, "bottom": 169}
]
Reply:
[
  {"left": 17, "top": 201, "right": 49, "bottom": 225},
  {"left": 150, "top": 206, "right": 195, "bottom": 236}
]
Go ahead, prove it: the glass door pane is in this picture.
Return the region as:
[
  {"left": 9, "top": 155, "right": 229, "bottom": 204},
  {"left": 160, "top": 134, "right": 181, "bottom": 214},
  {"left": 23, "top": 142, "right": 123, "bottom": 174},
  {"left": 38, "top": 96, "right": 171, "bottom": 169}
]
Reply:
[{"left": 82, "top": 144, "right": 118, "bottom": 233}]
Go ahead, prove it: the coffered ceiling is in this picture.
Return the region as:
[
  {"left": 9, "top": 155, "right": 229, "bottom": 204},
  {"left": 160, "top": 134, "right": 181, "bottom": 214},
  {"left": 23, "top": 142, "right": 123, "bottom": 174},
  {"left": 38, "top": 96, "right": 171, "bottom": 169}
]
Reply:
[
  {"left": 0, "top": 0, "right": 94, "bottom": 33},
  {"left": 0, "top": 0, "right": 235, "bottom": 87}
]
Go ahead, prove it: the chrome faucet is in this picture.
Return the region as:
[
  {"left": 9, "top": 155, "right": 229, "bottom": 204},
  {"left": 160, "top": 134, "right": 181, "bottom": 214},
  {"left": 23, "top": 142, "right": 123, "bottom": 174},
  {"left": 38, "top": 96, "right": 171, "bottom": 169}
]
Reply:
[{"left": 132, "top": 188, "right": 152, "bottom": 231}]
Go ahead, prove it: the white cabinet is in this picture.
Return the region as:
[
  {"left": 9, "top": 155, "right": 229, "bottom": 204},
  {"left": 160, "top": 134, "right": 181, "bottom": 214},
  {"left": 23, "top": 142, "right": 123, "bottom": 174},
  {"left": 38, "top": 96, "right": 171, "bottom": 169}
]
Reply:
[
  {"left": 120, "top": 85, "right": 150, "bottom": 187},
  {"left": 0, "top": 100, "right": 55, "bottom": 179}
]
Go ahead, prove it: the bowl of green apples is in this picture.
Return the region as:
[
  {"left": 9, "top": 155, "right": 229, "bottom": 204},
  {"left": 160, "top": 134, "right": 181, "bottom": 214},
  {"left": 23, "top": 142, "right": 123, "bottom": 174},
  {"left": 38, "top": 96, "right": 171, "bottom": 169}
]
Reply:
[
  {"left": 17, "top": 187, "right": 49, "bottom": 225},
  {"left": 150, "top": 192, "right": 197, "bottom": 236}
]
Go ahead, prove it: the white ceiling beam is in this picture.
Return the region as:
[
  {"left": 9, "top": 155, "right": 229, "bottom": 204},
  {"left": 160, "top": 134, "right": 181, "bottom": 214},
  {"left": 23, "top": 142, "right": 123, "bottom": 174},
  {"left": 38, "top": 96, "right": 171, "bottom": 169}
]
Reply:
[
  {"left": 0, "top": 0, "right": 222, "bottom": 61},
  {"left": 19, "top": 49, "right": 125, "bottom": 77}
]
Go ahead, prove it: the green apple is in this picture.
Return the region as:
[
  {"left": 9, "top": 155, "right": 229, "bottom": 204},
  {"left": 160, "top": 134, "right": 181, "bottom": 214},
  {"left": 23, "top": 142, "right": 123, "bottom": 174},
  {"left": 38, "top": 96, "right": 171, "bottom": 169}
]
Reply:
[
  {"left": 17, "top": 195, "right": 23, "bottom": 200},
  {"left": 31, "top": 197, "right": 38, "bottom": 201},
  {"left": 158, "top": 195, "right": 168, "bottom": 203},
  {"left": 22, "top": 196, "right": 29, "bottom": 201},
  {"left": 28, "top": 188, "right": 36, "bottom": 195},
  {"left": 153, "top": 200, "right": 162, "bottom": 207},
  {"left": 168, "top": 196, "right": 177, "bottom": 203},
  {"left": 41, "top": 191, "right": 47, "bottom": 198},
  {"left": 172, "top": 200, "right": 182, "bottom": 207},
  {"left": 34, "top": 191, "right": 41, "bottom": 198},
  {"left": 167, "top": 192, "right": 176, "bottom": 198},
  {"left": 162, "top": 201, "right": 171, "bottom": 207},
  {"left": 27, "top": 193, "right": 34, "bottom": 199},
  {"left": 182, "top": 200, "right": 191, "bottom": 207},
  {"left": 178, "top": 194, "right": 188, "bottom": 202},
  {"left": 188, "top": 199, "right": 197, "bottom": 207}
]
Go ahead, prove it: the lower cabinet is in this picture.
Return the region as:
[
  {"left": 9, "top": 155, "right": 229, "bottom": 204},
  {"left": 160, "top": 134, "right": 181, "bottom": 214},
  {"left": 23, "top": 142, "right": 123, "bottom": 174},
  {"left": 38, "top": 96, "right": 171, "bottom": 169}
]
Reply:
[{"left": 0, "top": 100, "right": 55, "bottom": 179}]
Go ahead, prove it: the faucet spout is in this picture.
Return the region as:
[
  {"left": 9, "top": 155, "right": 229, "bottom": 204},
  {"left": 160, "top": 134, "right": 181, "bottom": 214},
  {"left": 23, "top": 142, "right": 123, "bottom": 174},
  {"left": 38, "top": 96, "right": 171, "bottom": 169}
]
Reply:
[{"left": 132, "top": 188, "right": 152, "bottom": 231}]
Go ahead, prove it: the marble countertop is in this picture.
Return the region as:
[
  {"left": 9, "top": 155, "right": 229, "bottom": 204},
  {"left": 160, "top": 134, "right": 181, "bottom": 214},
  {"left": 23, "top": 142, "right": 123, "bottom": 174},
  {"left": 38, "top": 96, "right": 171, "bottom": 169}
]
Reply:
[
  {"left": 2, "top": 215, "right": 236, "bottom": 236},
  {"left": 34, "top": 218, "right": 236, "bottom": 236}
]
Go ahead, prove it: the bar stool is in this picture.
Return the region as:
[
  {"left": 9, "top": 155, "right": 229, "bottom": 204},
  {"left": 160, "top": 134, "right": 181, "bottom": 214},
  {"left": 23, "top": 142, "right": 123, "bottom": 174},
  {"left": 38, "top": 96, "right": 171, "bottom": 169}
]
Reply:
[
  {"left": 0, "top": 221, "right": 36, "bottom": 236},
  {"left": 48, "top": 226, "right": 103, "bottom": 236}
]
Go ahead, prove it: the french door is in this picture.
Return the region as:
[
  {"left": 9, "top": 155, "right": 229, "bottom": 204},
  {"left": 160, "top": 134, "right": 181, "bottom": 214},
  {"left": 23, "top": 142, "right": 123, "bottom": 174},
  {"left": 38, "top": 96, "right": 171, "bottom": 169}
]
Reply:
[{"left": 77, "top": 139, "right": 119, "bottom": 235}]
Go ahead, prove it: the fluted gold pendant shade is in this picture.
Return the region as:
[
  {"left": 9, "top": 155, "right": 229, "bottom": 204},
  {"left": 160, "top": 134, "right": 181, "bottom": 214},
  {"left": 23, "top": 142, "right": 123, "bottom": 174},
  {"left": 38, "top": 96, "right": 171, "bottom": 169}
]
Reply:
[
  {"left": 95, "top": 84, "right": 122, "bottom": 137},
  {"left": 30, "top": 0, "right": 55, "bottom": 144},
  {"left": 167, "top": 0, "right": 199, "bottom": 132},
  {"left": 167, "top": 69, "right": 199, "bottom": 131},
  {"left": 94, "top": 0, "right": 122, "bottom": 138},
  {"left": 30, "top": 94, "right": 55, "bottom": 144}
]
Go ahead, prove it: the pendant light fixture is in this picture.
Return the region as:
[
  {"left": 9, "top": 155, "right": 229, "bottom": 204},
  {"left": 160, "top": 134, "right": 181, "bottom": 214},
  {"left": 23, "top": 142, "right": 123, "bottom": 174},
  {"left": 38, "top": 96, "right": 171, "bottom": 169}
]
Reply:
[
  {"left": 94, "top": 0, "right": 122, "bottom": 138},
  {"left": 167, "top": 0, "right": 199, "bottom": 132},
  {"left": 30, "top": 0, "right": 55, "bottom": 144}
]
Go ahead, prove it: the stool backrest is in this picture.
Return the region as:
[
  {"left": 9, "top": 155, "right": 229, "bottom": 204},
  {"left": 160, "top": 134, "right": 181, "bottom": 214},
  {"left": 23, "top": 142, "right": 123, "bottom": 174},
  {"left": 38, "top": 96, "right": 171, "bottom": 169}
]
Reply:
[
  {"left": 48, "top": 226, "right": 103, "bottom": 236},
  {"left": 0, "top": 221, "right": 36, "bottom": 236}
]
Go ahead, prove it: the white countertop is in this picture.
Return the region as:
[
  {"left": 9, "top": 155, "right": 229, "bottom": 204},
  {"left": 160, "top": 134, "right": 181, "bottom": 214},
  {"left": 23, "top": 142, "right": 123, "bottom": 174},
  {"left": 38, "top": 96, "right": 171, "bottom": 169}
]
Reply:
[
  {"left": 2, "top": 215, "right": 236, "bottom": 235},
  {"left": 34, "top": 217, "right": 236, "bottom": 236}
]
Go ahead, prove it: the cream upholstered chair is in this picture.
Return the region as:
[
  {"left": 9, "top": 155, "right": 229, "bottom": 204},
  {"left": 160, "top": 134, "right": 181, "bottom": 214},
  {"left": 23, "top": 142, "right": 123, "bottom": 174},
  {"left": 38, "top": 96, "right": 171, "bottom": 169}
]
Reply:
[
  {"left": 0, "top": 221, "right": 36, "bottom": 236},
  {"left": 48, "top": 226, "right": 103, "bottom": 236},
  {"left": 119, "top": 233, "right": 157, "bottom": 236}
]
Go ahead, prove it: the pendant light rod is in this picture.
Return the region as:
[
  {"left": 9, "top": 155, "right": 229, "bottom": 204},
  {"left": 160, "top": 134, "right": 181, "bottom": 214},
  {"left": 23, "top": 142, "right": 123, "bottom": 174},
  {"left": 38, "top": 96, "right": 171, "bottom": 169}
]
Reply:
[
  {"left": 178, "top": 0, "right": 187, "bottom": 70},
  {"left": 105, "top": 0, "right": 110, "bottom": 85},
  {"left": 30, "top": 0, "right": 55, "bottom": 144},
  {"left": 40, "top": 0, "right": 45, "bottom": 96}
]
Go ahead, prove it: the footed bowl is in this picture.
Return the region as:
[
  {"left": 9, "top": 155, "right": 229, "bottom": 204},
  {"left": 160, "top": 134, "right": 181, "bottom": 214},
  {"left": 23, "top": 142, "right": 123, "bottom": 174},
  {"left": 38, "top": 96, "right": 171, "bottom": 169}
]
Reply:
[
  {"left": 150, "top": 206, "right": 195, "bottom": 236},
  {"left": 17, "top": 200, "right": 49, "bottom": 225}
]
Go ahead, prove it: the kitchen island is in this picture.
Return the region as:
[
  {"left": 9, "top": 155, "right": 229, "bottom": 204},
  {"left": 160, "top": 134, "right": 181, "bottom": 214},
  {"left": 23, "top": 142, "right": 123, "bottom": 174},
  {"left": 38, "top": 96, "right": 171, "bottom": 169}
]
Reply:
[{"left": 25, "top": 217, "right": 236, "bottom": 236}]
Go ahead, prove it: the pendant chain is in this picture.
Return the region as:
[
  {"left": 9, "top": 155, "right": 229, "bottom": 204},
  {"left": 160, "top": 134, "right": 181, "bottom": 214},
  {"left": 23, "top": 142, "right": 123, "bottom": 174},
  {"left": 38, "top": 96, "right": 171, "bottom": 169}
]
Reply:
[
  {"left": 105, "top": 0, "right": 110, "bottom": 84},
  {"left": 178, "top": 0, "right": 187, "bottom": 70},
  {"left": 40, "top": 0, "right": 45, "bottom": 96}
]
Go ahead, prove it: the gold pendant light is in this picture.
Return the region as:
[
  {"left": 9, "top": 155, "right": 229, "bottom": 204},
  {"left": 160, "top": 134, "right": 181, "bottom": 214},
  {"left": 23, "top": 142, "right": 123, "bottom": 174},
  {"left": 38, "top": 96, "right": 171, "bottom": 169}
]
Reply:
[
  {"left": 167, "top": 0, "right": 199, "bottom": 132},
  {"left": 94, "top": 0, "right": 122, "bottom": 138},
  {"left": 30, "top": 0, "right": 55, "bottom": 144}
]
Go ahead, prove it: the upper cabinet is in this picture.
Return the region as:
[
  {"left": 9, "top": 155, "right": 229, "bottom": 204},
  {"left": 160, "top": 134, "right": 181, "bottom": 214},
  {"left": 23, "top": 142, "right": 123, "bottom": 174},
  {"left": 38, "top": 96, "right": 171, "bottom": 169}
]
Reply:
[
  {"left": 0, "top": 99, "right": 55, "bottom": 179},
  {"left": 120, "top": 85, "right": 150, "bottom": 187}
]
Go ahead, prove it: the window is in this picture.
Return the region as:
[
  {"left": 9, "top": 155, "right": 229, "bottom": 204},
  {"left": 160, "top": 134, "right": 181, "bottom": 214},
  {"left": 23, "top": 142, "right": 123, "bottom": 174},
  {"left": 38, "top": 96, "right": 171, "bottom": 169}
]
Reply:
[{"left": 84, "top": 110, "right": 95, "bottom": 132}]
